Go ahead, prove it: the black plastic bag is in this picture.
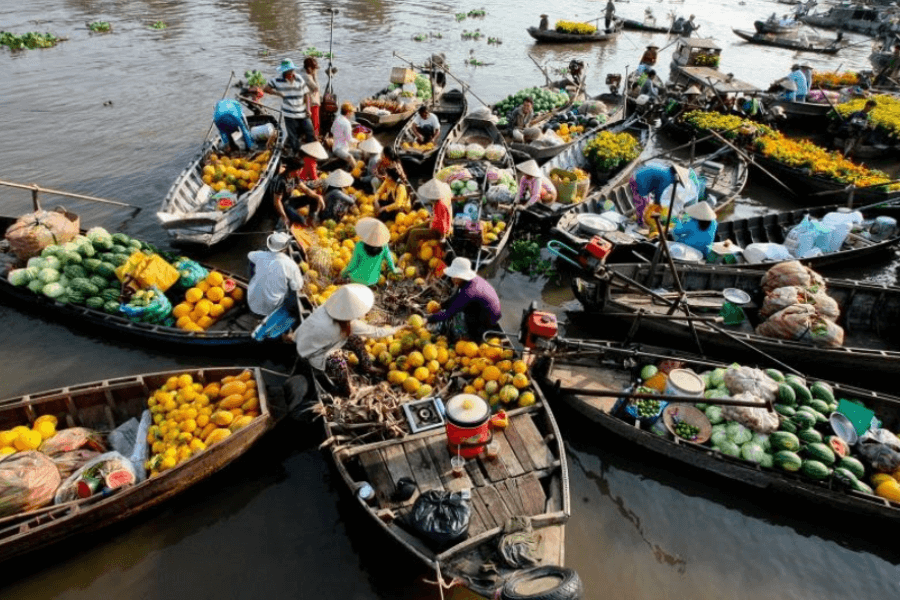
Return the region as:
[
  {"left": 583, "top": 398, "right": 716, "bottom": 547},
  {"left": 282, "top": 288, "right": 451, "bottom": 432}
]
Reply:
[{"left": 406, "top": 490, "right": 470, "bottom": 550}]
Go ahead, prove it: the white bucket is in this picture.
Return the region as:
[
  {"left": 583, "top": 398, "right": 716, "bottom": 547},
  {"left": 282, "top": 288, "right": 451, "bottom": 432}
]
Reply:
[
  {"left": 250, "top": 123, "right": 275, "bottom": 142},
  {"left": 665, "top": 369, "right": 705, "bottom": 397}
]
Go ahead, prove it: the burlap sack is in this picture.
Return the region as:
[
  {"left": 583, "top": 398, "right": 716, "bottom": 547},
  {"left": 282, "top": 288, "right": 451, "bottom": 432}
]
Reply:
[
  {"left": 756, "top": 304, "right": 844, "bottom": 348},
  {"left": 5, "top": 209, "right": 79, "bottom": 260},
  {"left": 760, "top": 261, "right": 825, "bottom": 294},
  {"left": 0, "top": 451, "right": 62, "bottom": 517}
]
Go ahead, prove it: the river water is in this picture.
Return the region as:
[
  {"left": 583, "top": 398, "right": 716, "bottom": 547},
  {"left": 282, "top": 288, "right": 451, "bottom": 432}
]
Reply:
[{"left": 2, "top": 0, "right": 900, "bottom": 598}]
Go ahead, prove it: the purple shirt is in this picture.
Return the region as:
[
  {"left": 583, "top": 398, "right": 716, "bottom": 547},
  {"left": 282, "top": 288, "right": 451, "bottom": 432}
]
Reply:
[{"left": 428, "top": 276, "right": 501, "bottom": 329}]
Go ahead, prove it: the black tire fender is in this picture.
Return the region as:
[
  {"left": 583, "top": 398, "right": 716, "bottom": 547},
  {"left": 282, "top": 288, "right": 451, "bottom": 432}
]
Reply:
[{"left": 500, "top": 566, "right": 584, "bottom": 600}]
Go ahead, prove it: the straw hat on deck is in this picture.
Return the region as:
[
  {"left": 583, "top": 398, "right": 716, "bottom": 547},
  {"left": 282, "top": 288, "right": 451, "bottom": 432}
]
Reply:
[
  {"left": 686, "top": 201, "right": 716, "bottom": 221},
  {"left": 359, "top": 136, "right": 383, "bottom": 154},
  {"left": 301, "top": 141, "right": 328, "bottom": 160},
  {"left": 325, "top": 169, "right": 354, "bottom": 188}
]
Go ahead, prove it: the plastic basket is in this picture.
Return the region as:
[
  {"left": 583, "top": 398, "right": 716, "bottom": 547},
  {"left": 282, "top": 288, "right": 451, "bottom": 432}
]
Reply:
[{"left": 550, "top": 169, "right": 578, "bottom": 204}]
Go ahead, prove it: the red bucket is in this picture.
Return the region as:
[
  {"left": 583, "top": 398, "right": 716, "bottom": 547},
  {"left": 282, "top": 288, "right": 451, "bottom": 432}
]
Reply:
[{"left": 445, "top": 394, "right": 491, "bottom": 458}]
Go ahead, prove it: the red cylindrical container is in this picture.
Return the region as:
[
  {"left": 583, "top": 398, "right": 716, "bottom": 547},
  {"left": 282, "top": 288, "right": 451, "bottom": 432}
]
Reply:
[{"left": 445, "top": 394, "right": 491, "bottom": 458}]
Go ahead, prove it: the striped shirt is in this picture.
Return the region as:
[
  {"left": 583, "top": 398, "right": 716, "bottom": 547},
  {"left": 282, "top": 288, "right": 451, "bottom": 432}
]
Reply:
[{"left": 267, "top": 75, "right": 309, "bottom": 119}]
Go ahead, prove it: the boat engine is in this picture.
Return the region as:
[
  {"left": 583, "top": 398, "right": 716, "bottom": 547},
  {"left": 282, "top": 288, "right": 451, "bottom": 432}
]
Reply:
[{"left": 519, "top": 302, "right": 559, "bottom": 350}]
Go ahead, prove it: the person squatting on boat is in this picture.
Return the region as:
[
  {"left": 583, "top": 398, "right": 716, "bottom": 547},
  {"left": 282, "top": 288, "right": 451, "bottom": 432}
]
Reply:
[
  {"left": 374, "top": 167, "right": 411, "bottom": 223},
  {"left": 671, "top": 201, "right": 718, "bottom": 258},
  {"left": 292, "top": 284, "right": 400, "bottom": 396},
  {"left": 514, "top": 160, "right": 556, "bottom": 206},
  {"left": 630, "top": 163, "right": 702, "bottom": 233},
  {"left": 264, "top": 59, "right": 315, "bottom": 155},
  {"left": 427, "top": 258, "right": 502, "bottom": 343},
  {"left": 341, "top": 218, "right": 399, "bottom": 286},
  {"left": 271, "top": 156, "right": 325, "bottom": 228},
  {"left": 507, "top": 97, "right": 535, "bottom": 143},
  {"left": 411, "top": 105, "right": 441, "bottom": 145},
  {"left": 403, "top": 179, "right": 453, "bottom": 254},
  {"left": 247, "top": 232, "right": 303, "bottom": 319},
  {"left": 212, "top": 99, "right": 254, "bottom": 153}
]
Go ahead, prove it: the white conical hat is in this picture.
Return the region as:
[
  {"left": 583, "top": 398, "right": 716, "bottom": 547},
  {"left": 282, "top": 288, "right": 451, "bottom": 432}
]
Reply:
[
  {"left": 516, "top": 159, "right": 541, "bottom": 178},
  {"left": 685, "top": 201, "right": 716, "bottom": 221},
  {"left": 355, "top": 217, "right": 390, "bottom": 246},
  {"left": 684, "top": 85, "right": 702, "bottom": 95},
  {"left": 324, "top": 284, "right": 375, "bottom": 321},
  {"left": 325, "top": 169, "right": 354, "bottom": 188},
  {"left": 417, "top": 178, "right": 452, "bottom": 201},
  {"left": 358, "top": 136, "right": 383, "bottom": 154},
  {"left": 671, "top": 164, "right": 692, "bottom": 186},
  {"left": 301, "top": 141, "right": 328, "bottom": 160}
]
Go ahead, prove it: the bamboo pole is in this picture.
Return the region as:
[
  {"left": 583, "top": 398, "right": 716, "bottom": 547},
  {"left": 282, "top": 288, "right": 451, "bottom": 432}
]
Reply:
[{"left": 0, "top": 179, "right": 140, "bottom": 212}]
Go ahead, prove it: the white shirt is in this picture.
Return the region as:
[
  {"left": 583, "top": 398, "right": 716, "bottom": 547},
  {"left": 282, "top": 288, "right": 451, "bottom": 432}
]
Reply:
[
  {"left": 294, "top": 305, "right": 396, "bottom": 370},
  {"left": 413, "top": 112, "right": 440, "bottom": 130},
  {"left": 332, "top": 114, "right": 353, "bottom": 152},
  {"left": 247, "top": 251, "right": 303, "bottom": 317}
]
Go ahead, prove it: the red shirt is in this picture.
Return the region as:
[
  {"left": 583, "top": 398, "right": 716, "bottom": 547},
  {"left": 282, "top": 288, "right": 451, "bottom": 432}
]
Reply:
[
  {"left": 431, "top": 198, "right": 452, "bottom": 236},
  {"left": 299, "top": 156, "right": 318, "bottom": 181}
]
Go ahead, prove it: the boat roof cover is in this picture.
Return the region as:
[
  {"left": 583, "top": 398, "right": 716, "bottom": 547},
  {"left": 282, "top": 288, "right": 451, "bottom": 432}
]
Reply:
[
  {"left": 678, "top": 67, "right": 760, "bottom": 93},
  {"left": 678, "top": 38, "right": 721, "bottom": 50}
]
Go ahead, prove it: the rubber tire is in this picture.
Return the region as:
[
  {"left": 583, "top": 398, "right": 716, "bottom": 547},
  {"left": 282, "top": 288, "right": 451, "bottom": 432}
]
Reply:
[{"left": 500, "top": 566, "right": 584, "bottom": 600}]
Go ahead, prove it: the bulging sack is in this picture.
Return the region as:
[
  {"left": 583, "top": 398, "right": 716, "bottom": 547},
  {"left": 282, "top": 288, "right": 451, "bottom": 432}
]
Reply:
[
  {"left": 0, "top": 451, "right": 61, "bottom": 517},
  {"left": 406, "top": 489, "right": 471, "bottom": 550},
  {"left": 5, "top": 209, "right": 80, "bottom": 260}
]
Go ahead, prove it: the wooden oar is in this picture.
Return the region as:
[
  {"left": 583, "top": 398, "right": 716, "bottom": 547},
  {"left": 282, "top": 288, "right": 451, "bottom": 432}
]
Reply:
[
  {"left": 527, "top": 53, "right": 553, "bottom": 87},
  {"left": 0, "top": 179, "right": 141, "bottom": 213},
  {"left": 552, "top": 384, "right": 772, "bottom": 409},
  {"left": 705, "top": 129, "right": 797, "bottom": 197}
]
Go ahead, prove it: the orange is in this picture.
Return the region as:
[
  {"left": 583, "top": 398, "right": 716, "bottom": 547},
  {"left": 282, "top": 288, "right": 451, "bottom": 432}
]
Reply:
[
  {"left": 206, "top": 271, "right": 224, "bottom": 287},
  {"left": 482, "top": 366, "right": 501, "bottom": 382},
  {"left": 230, "top": 287, "right": 244, "bottom": 301},
  {"left": 195, "top": 299, "right": 213, "bottom": 316},
  {"left": 208, "top": 304, "right": 225, "bottom": 318},
  {"left": 206, "top": 286, "right": 225, "bottom": 302},
  {"left": 220, "top": 297, "right": 235, "bottom": 310},
  {"left": 197, "top": 316, "right": 215, "bottom": 330},
  {"left": 176, "top": 316, "right": 193, "bottom": 329},
  {"left": 414, "top": 367, "right": 430, "bottom": 382},
  {"left": 172, "top": 303, "right": 193, "bottom": 318},
  {"left": 185, "top": 288, "right": 203, "bottom": 303}
]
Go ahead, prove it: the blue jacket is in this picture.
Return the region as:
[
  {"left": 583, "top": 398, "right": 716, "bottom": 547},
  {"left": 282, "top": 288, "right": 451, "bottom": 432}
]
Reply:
[
  {"left": 672, "top": 217, "right": 717, "bottom": 257},
  {"left": 633, "top": 164, "right": 675, "bottom": 200},
  {"left": 213, "top": 99, "right": 254, "bottom": 149}
]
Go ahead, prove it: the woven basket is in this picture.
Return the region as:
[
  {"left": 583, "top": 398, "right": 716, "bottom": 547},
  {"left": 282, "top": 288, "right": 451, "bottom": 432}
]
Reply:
[{"left": 5, "top": 208, "right": 79, "bottom": 261}]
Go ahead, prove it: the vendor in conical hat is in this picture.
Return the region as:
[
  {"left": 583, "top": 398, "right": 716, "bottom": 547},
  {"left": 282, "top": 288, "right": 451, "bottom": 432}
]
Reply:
[
  {"left": 427, "top": 257, "right": 502, "bottom": 343},
  {"left": 671, "top": 201, "right": 718, "bottom": 258},
  {"left": 515, "top": 159, "right": 556, "bottom": 206},
  {"left": 291, "top": 283, "right": 401, "bottom": 396},
  {"left": 404, "top": 178, "right": 453, "bottom": 254},
  {"left": 298, "top": 140, "right": 328, "bottom": 182},
  {"left": 320, "top": 169, "right": 357, "bottom": 222},
  {"left": 340, "top": 217, "right": 399, "bottom": 286}
]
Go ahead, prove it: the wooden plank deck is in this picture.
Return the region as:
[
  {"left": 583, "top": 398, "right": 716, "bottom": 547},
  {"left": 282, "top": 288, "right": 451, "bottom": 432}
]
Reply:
[{"left": 357, "top": 410, "right": 556, "bottom": 537}]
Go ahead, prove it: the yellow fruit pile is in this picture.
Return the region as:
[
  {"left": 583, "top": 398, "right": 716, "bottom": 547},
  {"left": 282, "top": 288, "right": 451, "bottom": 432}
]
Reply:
[
  {"left": 480, "top": 219, "right": 507, "bottom": 245},
  {"left": 454, "top": 338, "right": 536, "bottom": 409},
  {"left": 0, "top": 415, "right": 58, "bottom": 456},
  {"left": 554, "top": 123, "right": 585, "bottom": 143},
  {"left": 872, "top": 470, "right": 900, "bottom": 502},
  {"left": 350, "top": 159, "right": 366, "bottom": 179},
  {"left": 201, "top": 150, "right": 271, "bottom": 194},
  {"left": 401, "top": 140, "right": 436, "bottom": 152},
  {"left": 172, "top": 271, "right": 243, "bottom": 332},
  {"left": 145, "top": 370, "right": 259, "bottom": 477}
]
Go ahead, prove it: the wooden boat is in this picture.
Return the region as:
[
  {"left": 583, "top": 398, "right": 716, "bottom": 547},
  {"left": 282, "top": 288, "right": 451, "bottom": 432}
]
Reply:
[
  {"left": 754, "top": 19, "right": 800, "bottom": 34},
  {"left": 733, "top": 29, "right": 843, "bottom": 54},
  {"left": 529, "top": 337, "right": 900, "bottom": 523},
  {"left": 766, "top": 99, "right": 832, "bottom": 120},
  {"left": 317, "top": 377, "right": 571, "bottom": 598},
  {"left": 393, "top": 89, "right": 467, "bottom": 168},
  {"left": 802, "top": 5, "right": 895, "bottom": 36},
  {"left": 527, "top": 23, "right": 621, "bottom": 44},
  {"left": 356, "top": 69, "right": 447, "bottom": 131},
  {"left": 548, "top": 147, "right": 748, "bottom": 248},
  {"left": 0, "top": 366, "right": 286, "bottom": 563},
  {"left": 157, "top": 113, "right": 282, "bottom": 248},
  {"left": 508, "top": 100, "right": 625, "bottom": 163},
  {"left": 668, "top": 38, "right": 760, "bottom": 96},
  {"left": 433, "top": 115, "right": 517, "bottom": 270},
  {"left": 571, "top": 262, "right": 900, "bottom": 384},
  {"left": 621, "top": 18, "right": 683, "bottom": 34},
  {"left": 0, "top": 215, "right": 300, "bottom": 349}
]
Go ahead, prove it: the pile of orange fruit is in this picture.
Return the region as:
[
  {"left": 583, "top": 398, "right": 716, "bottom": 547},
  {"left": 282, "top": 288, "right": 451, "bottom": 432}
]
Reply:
[
  {"left": 200, "top": 150, "right": 271, "bottom": 194},
  {"left": 0, "top": 415, "right": 58, "bottom": 456},
  {"left": 172, "top": 271, "right": 243, "bottom": 332}
]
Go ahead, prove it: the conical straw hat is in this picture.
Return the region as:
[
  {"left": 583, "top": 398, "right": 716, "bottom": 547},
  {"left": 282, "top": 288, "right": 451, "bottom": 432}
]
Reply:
[
  {"left": 324, "top": 284, "right": 375, "bottom": 321},
  {"left": 325, "top": 169, "right": 354, "bottom": 188},
  {"left": 359, "top": 136, "right": 383, "bottom": 154},
  {"left": 301, "top": 141, "right": 328, "bottom": 160},
  {"left": 516, "top": 159, "right": 541, "bottom": 178},
  {"left": 417, "top": 178, "right": 452, "bottom": 201},
  {"left": 685, "top": 201, "right": 716, "bottom": 221},
  {"left": 355, "top": 217, "right": 391, "bottom": 246}
]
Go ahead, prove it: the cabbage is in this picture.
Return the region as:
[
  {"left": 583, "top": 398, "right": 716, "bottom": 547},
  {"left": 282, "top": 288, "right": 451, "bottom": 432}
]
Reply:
[
  {"left": 87, "top": 226, "right": 111, "bottom": 243},
  {"left": 751, "top": 432, "right": 771, "bottom": 452},
  {"left": 43, "top": 255, "right": 61, "bottom": 271},
  {"left": 466, "top": 179, "right": 479, "bottom": 192},
  {"left": 27, "top": 279, "right": 45, "bottom": 294},
  {"left": 465, "top": 143, "right": 485, "bottom": 160},
  {"left": 741, "top": 442, "right": 766, "bottom": 463},
  {"left": 42, "top": 282, "right": 65, "bottom": 298},
  {"left": 8, "top": 269, "right": 31, "bottom": 286},
  {"left": 726, "top": 422, "right": 752, "bottom": 445},
  {"left": 718, "top": 440, "right": 741, "bottom": 457},
  {"left": 27, "top": 256, "right": 46, "bottom": 270},
  {"left": 705, "top": 405, "right": 724, "bottom": 425},
  {"left": 695, "top": 403, "right": 708, "bottom": 411},
  {"left": 41, "top": 245, "right": 61, "bottom": 258},
  {"left": 710, "top": 430, "right": 729, "bottom": 447},
  {"left": 38, "top": 268, "right": 60, "bottom": 283},
  {"left": 447, "top": 143, "right": 466, "bottom": 160},
  {"left": 759, "top": 453, "right": 774, "bottom": 468},
  {"left": 62, "top": 241, "right": 79, "bottom": 253},
  {"left": 709, "top": 368, "right": 726, "bottom": 388},
  {"left": 23, "top": 266, "right": 40, "bottom": 281}
]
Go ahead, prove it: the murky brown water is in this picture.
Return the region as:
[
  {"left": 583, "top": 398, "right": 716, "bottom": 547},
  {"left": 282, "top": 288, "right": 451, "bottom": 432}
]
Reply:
[{"left": 2, "top": 0, "right": 900, "bottom": 598}]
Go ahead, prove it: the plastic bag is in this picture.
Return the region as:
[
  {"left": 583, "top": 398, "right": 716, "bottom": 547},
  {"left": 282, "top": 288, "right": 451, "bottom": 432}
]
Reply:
[
  {"left": 52, "top": 449, "right": 102, "bottom": 480},
  {"left": 784, "top": 215, "right": 818, "bottom": 257},
  {"left": 760, "top": 286, "right": 807, "bottom": 318},
  {"left": 119, "top": 287, "right": 173, "bottom": 325},
  {"left": 486, "top": 185, "right": 515, "bottom": 205},
  {"left": 760, "top": 261, "right": 825, "bottom": 294},
  {"left": 406, "top": 489, "right": 470, "bottom": 550},
  {"left": 858, "top": 429, "right": 900, "bottom": 472},
  {"left": 485, "top": 144, "right": 507, "bottom": 162},
  {"left": 447, "top": 143, "right": 466, "bottom": 160},
  {"left": 756, "top": 304, "right": 844, "bottom": 347},
  {"left": 108, "top": 410, "right": 151, "bottom": 482},
  {"left": 174, "top": 257, "right": 209, "bottom": 289},
  {"left": 465, "top": 143, "right": 485, "bottom": 160},
  {"left": 723, "top": 366, "right": 778, "bottom": 402},
  {"left": 807, "top": 288, "right": 840, "bottom": 322},
  {"left": 39, "top": 427, "right": 107, "bottom": 457},
  {"left": 743, "top": 243, "right": 793, "bottom": 264},
  {"left": 54, "top": 451, "right": 139, "bottom": 505},
  {"left": 0, "top": 451, "right": 61, "bottom": 517},
  {"left": 5, "top": 209, "right": 80, "bottom": 260},
  {"left": 721, "top": 392, "right": 780, "bottom": 433}
]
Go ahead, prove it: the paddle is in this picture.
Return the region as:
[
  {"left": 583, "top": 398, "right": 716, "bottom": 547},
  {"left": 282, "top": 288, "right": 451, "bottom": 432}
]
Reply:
[
  {"left": 705, "top": 128, "right": 797, "bottom": 197},
  {"left": 527, "top": 53, "right": 553, "bottom": 87},
  {"left": 0, "top": 179, "right": 141, "bottom": 213},
  {"left": 393, "top": 51, "right": 491, "bottom": 108}
]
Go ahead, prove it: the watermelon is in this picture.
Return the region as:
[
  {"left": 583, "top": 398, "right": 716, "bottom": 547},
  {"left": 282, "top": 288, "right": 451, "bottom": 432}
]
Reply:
[
  {"left": 718, "top": 440, "right": 741, "bottom": 457},
  {"left": 104, "top": 469, "right": 136, "bottom": 489},
  {"left": 101, "top": 288, "right": 121, "bottom": 302},
  {"left": 774, "top": 404, "right": 796, "bottom": 417},
  {"left": 773, "top": 450, "right": 803, "bottom": 472},
  {"left": 765, "top": 368, "right": 785, "bottom": 382},
  {"left": 63, "top": 264, "right": 87, "bottom": 279},
  {"left": 808, "top": 399, "right": 831, "bottom": 415},
  {"left": 741, "top": 442, "right": 766, "bottom": 464},
  {"left": 83, "top": 258, "right": 102, "bottom": 273},
  {"left": 797, "top": 429, "right": 823, "bottom": 444},
  {"left": 67, "top": 290, "right": 86, "bottom": 305},
  {"left": 777, "top": 383, "right": 797, "bottom": 406},
  {"left": 103, "top": 300, "right": 121, "bottom": 314},
  {"left": 786, "top": 379, "right": 812, "bottom": 405},
  {"left": 800, "top": 460, "right": 831, "bottom": 481},
  {"left": 89, "top": 275, "right": 108, "bottom": 289},
  {"left": 128, "top": 239, "right": 143, "bottom": 250},
  {"left": 27, "top": 256, "right": 46, "bottom": 269},
  {"left": 77, "top": 242, "right": 96, "bottom": 258},
  {"left": 791, "top": 411, "right": 816, "bottom": 430},
  {"left": 110, "top": 244, "right": 128, "bottom": 255},
  {"left": 810, "top": 381, "right": 835, "bottom": 404},
  {"left": 93, "top": 238, "right": 114, "bottom": 251},
  {"left": 826, "top": 435, "right": 849, "bottom": 458},
  {"left": 38, "top": 268, "right": 60, "bottom": 283},
  {"left": 832, "top": 467, "right": 858, "bottom": 488},
  {"left": 111, "top": 233, "right": 130, "bottom": 245},
  {"left": 804, "top": 442, "right": 836, "bottom": 466},
  {"left": 853, "top": 480, "right": 874, "bottom": 495},
  {"left": 40, "top": 245, "right": 60, "bottom": 258},
  {"left": 770, "top": 432, "right": 801, "bottom": 453},
  {"left": 839, "top": 456, "right": 865, "bottom": 480},
  {"left": 95, "top": 262, "right": 117, "bottom": 279},
  {"left": 85, "top": 296, "right": 105, "bottom": 310},
  {"left": 43, "top": 256, "right": 61, "bottom": 270},
  {"left": 61, "top": 251, "right": 82, "bottom": 266},
  {"left": 779, "top": 418, "right": 798, "bottom": 434},
  {"left": 110, "top": 253, "right": 130, "bottom": 267}
]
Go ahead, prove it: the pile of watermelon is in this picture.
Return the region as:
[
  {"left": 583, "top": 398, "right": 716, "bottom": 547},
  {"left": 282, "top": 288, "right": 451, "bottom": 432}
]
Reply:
[{"left": 7, "top": 227, "right": 153, "bottom": 314}]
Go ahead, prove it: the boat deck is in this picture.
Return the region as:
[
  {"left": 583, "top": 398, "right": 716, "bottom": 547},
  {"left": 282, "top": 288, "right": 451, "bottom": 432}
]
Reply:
[{"left": 358, "top": 410, "right": 557, "bottom": 537}]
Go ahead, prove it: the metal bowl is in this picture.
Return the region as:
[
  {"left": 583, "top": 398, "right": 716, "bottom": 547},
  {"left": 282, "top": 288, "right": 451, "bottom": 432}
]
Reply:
[
  {"left": 830, "top": 412, "right": 859, "bottom": 446},
  {"left": 575, "top": 213, "right": 617, "bottom": 236},
  {"left": 723, "top": 288, "right": 751, "bottom": 305},
  {"left": 667, "top": 242, "right": 704, "bottom": 263}
]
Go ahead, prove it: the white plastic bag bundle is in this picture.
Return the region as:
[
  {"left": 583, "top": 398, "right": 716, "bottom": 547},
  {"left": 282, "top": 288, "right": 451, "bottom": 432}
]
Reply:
[
  {"left": 723, "top": 366, "right": 778, "bottom": 402},
  {"left": 721, "top": 392, "right": 780, "bottom": 433}
]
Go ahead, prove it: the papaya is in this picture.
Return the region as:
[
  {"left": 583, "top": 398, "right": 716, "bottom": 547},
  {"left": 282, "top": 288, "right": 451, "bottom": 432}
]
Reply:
[
  {"left": 237, "top": 370, "right": 253, "bottom": 382},
  {"left": 199, "top": 422, "right": 217, "bottom": 441},
  {"left": 204, "top": 428, "right": 232, "bottom": 445},
  {"left": 211, "top": 410, "right": 234, "bottom": 426},
  {"left": 202, "top": 382, "right": 220, "bottom": 400},
  {"left": 244, "top": 410, "right": 260, "bottom": 418},
  {"left": 219, "top": 381, "right": 247, "bottom": 397},
  {"left": 219, "top": 393, "right": 245, "bottom": 410},
  {"left": 241, "top": 397, "right": 259, "bottom": 412},
  {"left": 230, "top": 415, "right": 254, "bottom": 432},
  {"left": 229, "top": 408, "right": 244, "bottom": 417}
]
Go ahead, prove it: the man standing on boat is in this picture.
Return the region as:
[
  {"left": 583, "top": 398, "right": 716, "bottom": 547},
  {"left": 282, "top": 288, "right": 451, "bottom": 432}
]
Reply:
[
  {"left": 841, "top": 98, "right": 878, "bottom": 157},
  {"left": 264, "top": 59, "right": 314, "bottom": 156},
  {"left": 681, "top": 15, "right": 699, "bottom": 37},
  {"left": 605, "top": 0, "right": 616, "bottom": 32},
  {"left": 539, "top": 14, "right": 549, "bottom": 30},
  {"left": 786, "top": 64, "right": 809, "bottom": 102},
  {"left": 213, "top": 99, "right": 255, "bottom": 153}
]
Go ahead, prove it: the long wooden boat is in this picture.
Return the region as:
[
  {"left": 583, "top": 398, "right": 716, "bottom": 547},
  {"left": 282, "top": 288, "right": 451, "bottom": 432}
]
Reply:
[
  {"left": 508, "top": 100, "right": 625, "bottom": 163},
  {"left": 527, "top": 24, "right": 620, "bottom": 44},
  {"left": 157, "top": 114, "right": 282, "bottom": 248},
  {"left": 571, "top": 262, "right": 900, "bottom": 383},
  {"left": 530, "top": 337, "right": 900, "bottom": 523},
  {"left": 754, "top": 19, "right": 800, "bottom": 34},
  {"left": 548, "top": 146, "right": 748, "bottom": 246},
  {"left": 802, "top": 5, "right": 894, "bottom": 36},
  {"left": 393, "top": 89, "right": 467, "bottom": 168},
  {"left": 621, "top": 18, "right": 683, "bottom": 34},
  {"left": 434, "top": 115, "right": 517, "bottom": 270},
  {"left": 733, "top": 29, "right": 843, "bottom": 54},
  {"left": 317, "top": 377, "right": 571, "bottom": 598},
  {"left": 766, "top": 99, "right": 833, "bottom": 119},
  {"left": 0, "top": 216, "right": 297, "bottom": 349},
  {"left": 0, "top": 366, "right": 285, "bottom": 563}
]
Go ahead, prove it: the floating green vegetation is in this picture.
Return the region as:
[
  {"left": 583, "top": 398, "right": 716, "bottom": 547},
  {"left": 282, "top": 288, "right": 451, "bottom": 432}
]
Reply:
[
  {"left": 149, "top": 21, "right": 167, "bottom": 30},
  {"left": 88, "top": 21, "right": 112, "bottom": 33},
  {"left": 488, "top": 36, "right": 502, "bottom": 45},
  {"left": 456, "top": 13, "right": 467, "bottom": 21},
  {"left": 0, "top": 31, "right": 60, "bottom": 50},
  {"left": 468, "top": 9, "right": 487, "bottom": 18},
  {"left": 302, "top": 46, "right": 334, "bottom": 58}
]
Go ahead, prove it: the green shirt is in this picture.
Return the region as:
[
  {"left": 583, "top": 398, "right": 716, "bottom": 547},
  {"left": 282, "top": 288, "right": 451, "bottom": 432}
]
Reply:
[{"left": 341, "top": 242, "right": 397, "bottom": 286}]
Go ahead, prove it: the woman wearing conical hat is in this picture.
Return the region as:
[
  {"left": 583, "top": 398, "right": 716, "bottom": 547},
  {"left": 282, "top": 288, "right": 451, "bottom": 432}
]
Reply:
[
  {"left": 671, "top": 201, "right": 718, "bottom": 258},
  {"left": 341, "top": 218, "right": 400, "bottom": 286}
]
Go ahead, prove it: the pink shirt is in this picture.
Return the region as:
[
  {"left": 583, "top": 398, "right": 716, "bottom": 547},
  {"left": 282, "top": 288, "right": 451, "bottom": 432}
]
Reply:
[{"left": 332, "top": 114, "right": 353, "bottom": 152}]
